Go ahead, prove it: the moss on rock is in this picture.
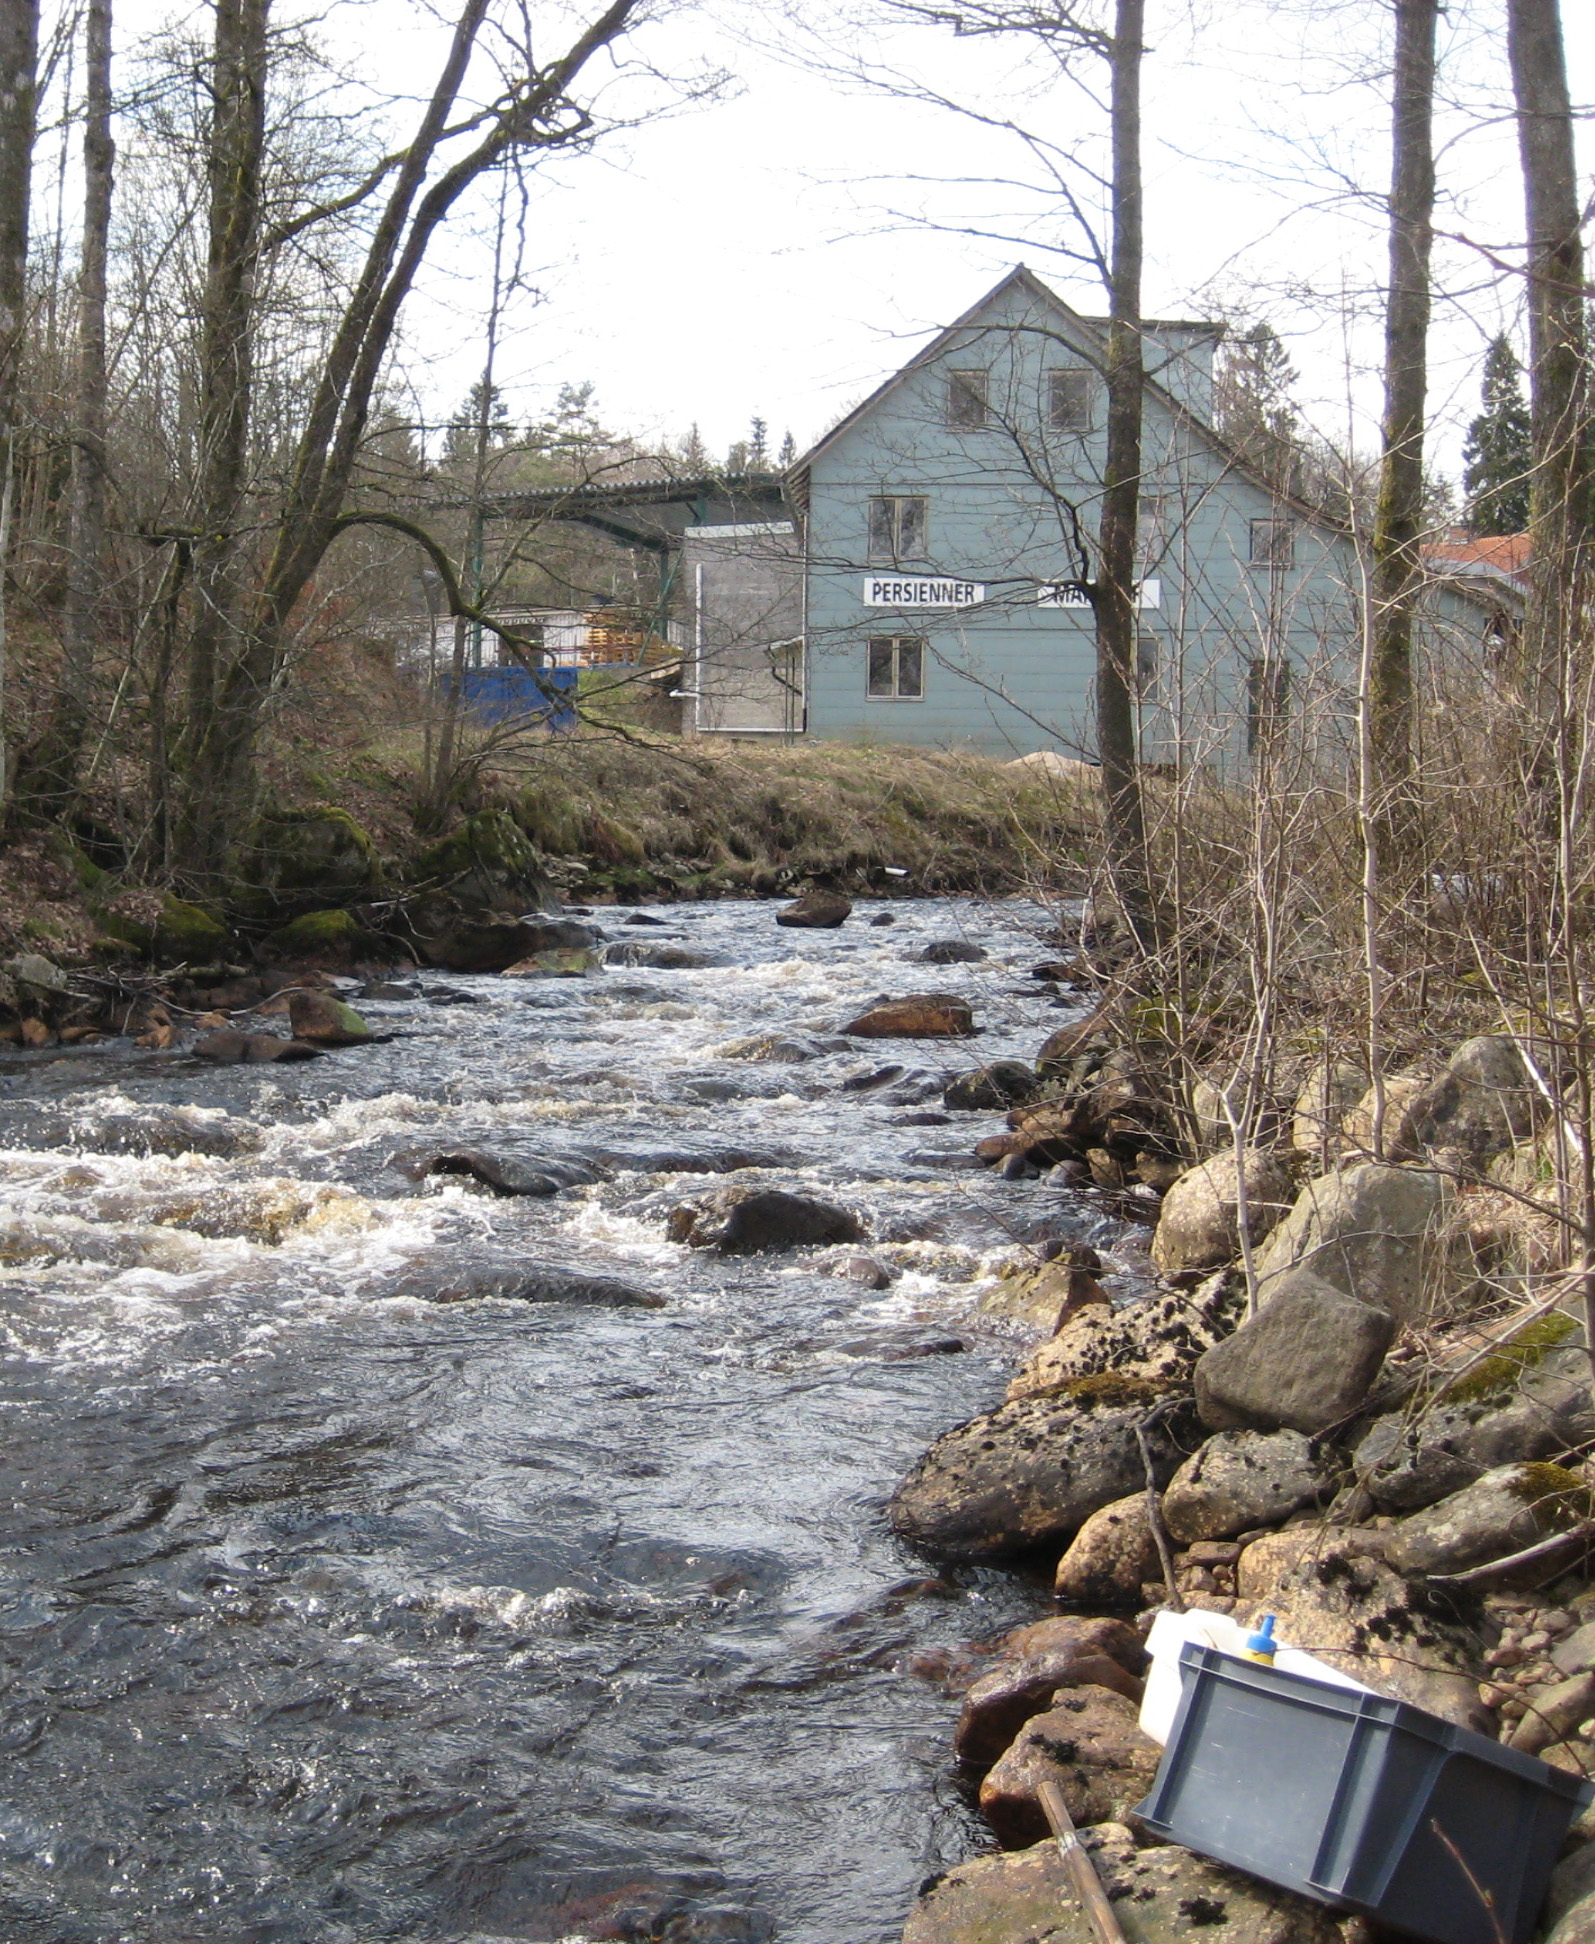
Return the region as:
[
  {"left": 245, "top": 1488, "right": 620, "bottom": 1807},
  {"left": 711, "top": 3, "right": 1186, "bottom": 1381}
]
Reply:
[
  {"left": 1441, "top": 1310, "right": 1578, "bottom": 1405},
  {"left": 99, "top": 894, "right": 234, "bottom": 963},
  {"left": 265, "top": 908, "right": 383, "bottom": 963},
  {"left": 247, "top": 805, "right": 383, "bottom": 904},
  {"left": 414, "top": 809, "right": 546, "bottom": 908}
]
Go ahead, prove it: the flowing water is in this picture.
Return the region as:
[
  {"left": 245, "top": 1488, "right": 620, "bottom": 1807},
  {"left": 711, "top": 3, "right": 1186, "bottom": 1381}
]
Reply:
[{"left": 0, "top": 896, "right": 1147, "bottom": 1944}]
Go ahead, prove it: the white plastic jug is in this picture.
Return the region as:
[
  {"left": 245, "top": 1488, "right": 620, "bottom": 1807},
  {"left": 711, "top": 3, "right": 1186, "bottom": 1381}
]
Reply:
[{"left": 1139, "top": 1607, "right": 1379, "bottom": 1747}]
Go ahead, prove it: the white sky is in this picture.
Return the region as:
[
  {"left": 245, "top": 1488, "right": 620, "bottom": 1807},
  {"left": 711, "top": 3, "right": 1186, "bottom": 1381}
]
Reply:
[{"left": 81, "top": 0, "right": 1595, "bottom": 480}]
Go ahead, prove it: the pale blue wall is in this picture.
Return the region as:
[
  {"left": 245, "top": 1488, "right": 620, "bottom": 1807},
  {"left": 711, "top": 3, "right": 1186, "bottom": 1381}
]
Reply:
[{"left": 797, "top": 275, "right": 1494, "bottom": 770}]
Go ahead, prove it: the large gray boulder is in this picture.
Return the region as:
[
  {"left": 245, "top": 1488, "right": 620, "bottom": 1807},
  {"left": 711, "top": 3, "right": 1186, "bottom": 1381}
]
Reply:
[
  {"left": 978, "top": 1688, "right": 1161, "bottom": 1843},
  {"left": 1382, "top": 1461, "right": 1587, "bottom": 1576},
  {"left": 888, "top": 1394, "right": 1193, "bottom": 1560},
  {"left": 1392, "top": 1034, "right": 1548, "bottom": 1168},
  {"left": 1162, "top": 1429, "right": 1338, "bottom": 1544},
  {"left": 1149, "top": 1147, "right": 1295, "bottom": 1276},
  {"left": 901, "top": 1826, "right": 1347, "bottom": 1944},
  {"left": 1194, "top": 1268, "right": 1395, "bottom": 1433},
  {"left": 1291, "top": 1057, "right": 1368, "bottom": 1161},
  {"left": 1252, "top": 1161, "right": 1453, "bottom": 1323}
]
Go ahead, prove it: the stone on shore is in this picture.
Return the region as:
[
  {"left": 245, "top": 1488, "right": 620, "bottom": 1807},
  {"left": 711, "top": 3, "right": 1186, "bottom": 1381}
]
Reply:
[
  {"left": 901, "top": 1826, "right": 1347, "bottom": 1944},
  {"left": 1052, "top": 1492, "right": 1161, "bottom": 1607},
  {"left": 1006, "top": 1273, "right": 1244, "bottom": 1403},
  {"left": 888, "top": 1394, "right": 1191, "bottom": 1560},
  {"left": 1193, "top": 1268, "right": 1395, "bottom": 1434},
  {"left": 666, "top": 1184, "right": 864, "bottom": 1253},
  {"left": 1150, "top": 1148, "right": 1295, "bottom": 1277},
  {"left": 843, "top": 994, "right": 974, "bottom": 1038},
  {"left": 775, "top": 891, "right": 851, "bottom": 928},
  {"left": 1382, "top": 1461, "right": 1588, "bottom": 1577},
  {"left": 1252, "top": 1161, "right": 1454, "bottom": 1324},
  {"left": 977, "top": 1687, "right": 1161, "bottom": 1843},
  {"left": 1162, "top": 1429, "right": 1338, "bottom": 1544},
  {"left": 1392, "top": 1034, "right": 1548, "bottom": 1168},
  {"left": 953, "top": 1644, "right": 1145, "bottom": 1768}
]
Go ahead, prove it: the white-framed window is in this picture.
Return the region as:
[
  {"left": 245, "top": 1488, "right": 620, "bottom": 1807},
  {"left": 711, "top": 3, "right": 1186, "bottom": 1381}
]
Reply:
[
  {"left": 867, "top": 495, "right": 929, "bottom": 563},
  {"left": 1250, "top": 518, "right": 1295, "bottom": 568},
  {"left": 947, "top": 369, "right": 989, "bottom": 428},
  {"left": 866, "top": 636, "right": 925, "bottom": 700},
  {"left": 1049, "top": 368, "right": 1093, "bottom": 431}
]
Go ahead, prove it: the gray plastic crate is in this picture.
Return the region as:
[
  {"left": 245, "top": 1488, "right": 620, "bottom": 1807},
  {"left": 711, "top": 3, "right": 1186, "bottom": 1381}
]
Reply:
[{"left": 1136, "top": 1643, "right": 1593, "bottom": 1944}]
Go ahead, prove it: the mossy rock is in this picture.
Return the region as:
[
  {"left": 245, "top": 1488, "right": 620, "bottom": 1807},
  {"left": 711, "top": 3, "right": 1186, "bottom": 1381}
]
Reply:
[
  {"left": 414, "top": 809, "right": 547, "bottom": 909},
  {"left": 246, "top": 806, "right": 383, "bottom": 905},
  {"left": 1440, "top": 1310, "right": 1579, "bottom": 1406},
  {"left": 265, "top": 908, "right": 383, "bottom": 964},
  {"left": 1508, "top": 1460, "right": 1594, "bottom": 1531},
  {"left": 98, "top": 895, "right": 234, "bottom": 964}
]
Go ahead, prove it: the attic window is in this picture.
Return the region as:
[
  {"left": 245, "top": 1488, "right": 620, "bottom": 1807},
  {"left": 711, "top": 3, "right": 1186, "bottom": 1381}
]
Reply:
[
  {"left": 1250, "top": 518, "right": 1295, "bottom": 569},
  {"left": 1049, "top": 369, "right": 1093, "bottom": 431},
  {"left": 947, "top": 370, "right": 989, "bottom": 428}
]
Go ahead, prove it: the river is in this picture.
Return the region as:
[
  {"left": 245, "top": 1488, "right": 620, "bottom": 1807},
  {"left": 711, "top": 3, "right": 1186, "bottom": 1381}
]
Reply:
[{"left": 0, "top": 895, "right": 1140, "bottom": 1944}]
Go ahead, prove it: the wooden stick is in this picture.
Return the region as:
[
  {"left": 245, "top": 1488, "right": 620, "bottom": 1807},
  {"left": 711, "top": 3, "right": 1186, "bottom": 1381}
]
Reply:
[{"left": 1037, "top": 1778, "right": 1130, "bottom": 1944}]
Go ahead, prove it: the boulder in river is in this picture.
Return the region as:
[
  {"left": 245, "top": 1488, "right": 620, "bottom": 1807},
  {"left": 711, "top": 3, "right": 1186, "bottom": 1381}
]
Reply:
[
  {"left": 1161, "top": 1429, "right": 1338, "bottom": 1544},
  {"left": 391, "top": 1148, "right": 602, "bottom": 1196},
  {"left": 977, "top": 1687, "right": 1163, "bottom": 1842},
  {"left": 382, "top": 1255, "right": 662, "bottom": 1308},
  {"left": 888, "top": 1392, "right": 1193, "bottom": 1559},
  {"left": 194, "top": 1029, "right": 321, "bottom": 1063},
  {"left": 1193, "top": 1267, "right": 1395, "bottom": 1434},
  {"left": 914, "top": 939, "right": 986, "bottom": 963},
  {"left": 418, "top": 916, "right": 595, "bottom": 973},
  {"left": 901, "top": 1825, "right": 1347, "bottom": 1944},
  {"left": 842, "top": 994, "right": 974, "bottom": 1038},
  {"left": 666, "top": 1184, "right": 864, "bottom": 1253},
  {"left": 775, "top": 891, "right": 851, "bottom": 928},
  {"left": 287, "top": 990, "right": 373, "bottom": 1044},
  {"left": 502, "top": 946, "right": 603, "bottom": 977},
  {"left": 603, "top": 941, "right": 723, "bottom": 969},
  {"left": 942, "top": 1061, "right": 1040, "bottom": 1112}
]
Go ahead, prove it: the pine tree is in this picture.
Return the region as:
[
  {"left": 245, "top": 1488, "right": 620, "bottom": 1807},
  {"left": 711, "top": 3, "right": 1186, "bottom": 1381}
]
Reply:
[
  {"left": 747, "top": 415, "right": 768, "bottom": 467},
  {"left": 679, "top": 422, "right": 709, "bottom": 471},
  {"left": 1461, "top": 334, "right": 1532, "bottom": 533},
  {"left": 777, "top": 429, "right": 796, "bottom": 468}
]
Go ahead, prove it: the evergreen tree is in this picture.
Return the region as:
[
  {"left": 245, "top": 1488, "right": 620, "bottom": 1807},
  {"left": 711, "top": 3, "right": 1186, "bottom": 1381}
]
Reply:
[
  {"left": 678, "top": 422, "right": 709, "bottom": 471},
  {"left": 441, "top": 378, "right": 513, "bottom": 470},
  {"left": 1214, "top": 322, "right": 1301, "bottom": 495},
  {"left": 1461, "top": 334, "right": 1532, "bottom": 533},
  {"left": 748, "top": 415, "right": 768, "bottom": 466},
  {"left": 777, "top": 429, "right": 796, "bottom": 468}
]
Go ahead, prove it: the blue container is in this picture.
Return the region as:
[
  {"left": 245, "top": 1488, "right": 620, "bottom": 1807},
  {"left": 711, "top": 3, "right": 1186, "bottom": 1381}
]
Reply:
[{"left": 1136, "top": 1643, "right": 1592, "bottom": 1944}]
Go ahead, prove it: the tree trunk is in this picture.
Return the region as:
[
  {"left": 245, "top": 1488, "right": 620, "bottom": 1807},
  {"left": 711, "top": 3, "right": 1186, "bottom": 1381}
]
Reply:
[
  {"left": 173, "top": 0, "right": 269, "bottom": 886},
  {"left": 1094, "top": 0, "right": 1154, "bottom": 951},
  {"left": 25, "top": 0, "right": 112, "bottom": 815},
  {"left": 1367, "top": 0, "right": 1437, "bottom": 840},
  {"left": 1507, "top": 0, "right": 1591, "bottom": 716},
  {"left": 0, "top": 0, "right": 37, "bottom": 813}
]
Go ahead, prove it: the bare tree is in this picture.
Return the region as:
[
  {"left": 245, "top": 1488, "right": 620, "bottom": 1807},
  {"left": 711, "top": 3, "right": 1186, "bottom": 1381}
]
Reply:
[
  {"left": 0, "top": 0, "right": 37, "bottom": 808},
  {"left": 24, "top": 0, "right": 112, "bottom": 814},
  {"left": 1367, "top": 0, "right": 1437, "bottom": 835}
]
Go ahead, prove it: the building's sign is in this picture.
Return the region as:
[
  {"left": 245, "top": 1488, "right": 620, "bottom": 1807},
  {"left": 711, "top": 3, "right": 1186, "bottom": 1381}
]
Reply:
[
  {"left": 862, "top": 575, "right": 984, "bottom": 608},
  {"left": 1037, "top": 578, "right": 1161, "bottom": 609}
]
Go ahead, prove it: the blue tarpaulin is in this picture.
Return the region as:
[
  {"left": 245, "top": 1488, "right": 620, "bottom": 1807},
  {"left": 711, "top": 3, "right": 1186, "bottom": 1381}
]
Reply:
[{"left": 454, "top": 666, "right": 584, "bottom": 731}]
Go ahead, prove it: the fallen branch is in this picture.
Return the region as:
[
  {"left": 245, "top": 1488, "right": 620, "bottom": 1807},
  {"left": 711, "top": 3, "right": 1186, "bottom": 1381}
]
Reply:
[{"left": 1429, "top": 1521, "right": 1595, "bottom": 1586}]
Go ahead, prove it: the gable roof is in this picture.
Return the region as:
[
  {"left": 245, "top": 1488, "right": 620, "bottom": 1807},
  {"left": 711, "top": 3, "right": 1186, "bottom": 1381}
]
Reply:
[{"left": 785, "top": 266, "right": 1513, "bottom": 622}]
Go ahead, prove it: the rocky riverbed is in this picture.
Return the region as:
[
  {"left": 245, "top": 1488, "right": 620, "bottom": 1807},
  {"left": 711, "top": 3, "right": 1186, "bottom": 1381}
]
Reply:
[{"left": 0, "top": 891, "right": 1175, "bottom": 1944}]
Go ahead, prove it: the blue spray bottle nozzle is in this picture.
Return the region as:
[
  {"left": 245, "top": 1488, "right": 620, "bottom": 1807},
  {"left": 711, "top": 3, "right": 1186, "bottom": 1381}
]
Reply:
[{"left": 1244, "top": 1613, "right": 1278, "bottom": 1664}]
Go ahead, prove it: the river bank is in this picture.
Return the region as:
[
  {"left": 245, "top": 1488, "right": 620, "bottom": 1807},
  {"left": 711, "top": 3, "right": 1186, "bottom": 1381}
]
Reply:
[{"left": 887, "top": 982, "right": 1595, "bottom": 1944}]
